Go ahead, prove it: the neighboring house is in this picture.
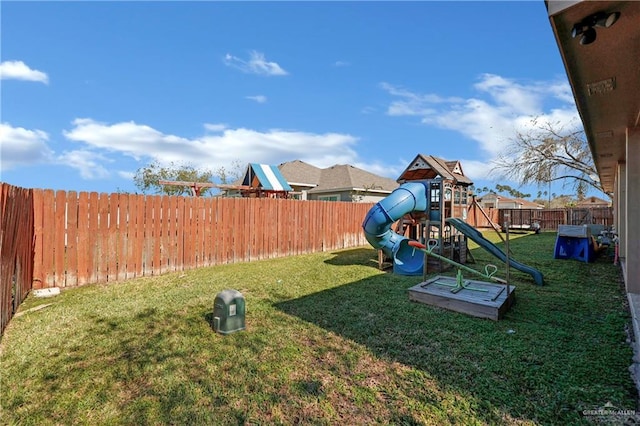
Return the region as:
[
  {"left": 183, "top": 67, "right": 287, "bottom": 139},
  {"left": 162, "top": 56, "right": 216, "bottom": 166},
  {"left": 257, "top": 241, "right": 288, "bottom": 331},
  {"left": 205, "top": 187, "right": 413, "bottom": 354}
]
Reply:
[
  {"left": 277, "top": 160, "right": 322, "bottom": 199},
  {"left": 575, "top": 196, "right": 611, "bottom": 208},
  {"left": 278, "top": 160, "right": 399, "bottom": 202},
  {"left": 478, "top": 193, "right": 544, "bottom": 210}
]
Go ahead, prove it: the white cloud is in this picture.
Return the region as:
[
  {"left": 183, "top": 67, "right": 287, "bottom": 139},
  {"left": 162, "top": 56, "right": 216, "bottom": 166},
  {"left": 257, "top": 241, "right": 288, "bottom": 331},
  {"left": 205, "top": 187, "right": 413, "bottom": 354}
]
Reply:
[
  {"left": 352, "top": 160, "right": 405, "bottom": 180},
  {"left": 334, "top": 60, "right": 350, "bottom": 67},
  {"left": 1, "top": 118, "right": 364, "bottom": 182},
  {"left": 246, "top": 95, "right": 267, "bottom": 103},
  {"left": 204, "top": 123, "right": 228, "bottom": 132},
  {"left": 380, "top": 82, "right": 463, "bottom": 117},
  {"left": 0, "top": 122, "right": 109, "bottom": 180},
  {"left": 456, "top": 159, "right": 500, "bottom": 182},
  {"left": 381, "top": 74, "right": 580, "bottom": 158},
  {"left": 472, "top": 74, "right": 541, "bottom": 115},
  {"left": 57, "top": 150, "right": 111, "bottom": 179},
  {"left": 118, "top": 170, "right": 135, "bottom": 181},
  {"left": 63, "top": 118, "right": 360, "bottom": 171},
  {"left": 0, "top": 123, "right": 54, "bottom": 170},
  {"left": 0, "top": 60, "right": 49, "bottom": 84},
  {"left": 63, "top": 118, "right": 197, "bottom": 162},
  {"left": 223, "top": 51, "right": 288, "bottom": 76}
]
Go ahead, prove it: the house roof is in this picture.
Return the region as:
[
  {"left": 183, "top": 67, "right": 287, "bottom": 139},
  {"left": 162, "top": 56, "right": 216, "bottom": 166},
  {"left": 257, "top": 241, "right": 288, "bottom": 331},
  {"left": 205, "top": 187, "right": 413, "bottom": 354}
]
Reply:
[
  {"left": 576, "top": 196, "right": 611, "bottom": 207},
  {"left": 308, "top": 164, "right": 398, "bottom": 194},
  {"left": 278, "top": 160, "right": 398, "bottom": 194},
  {"left": 241, "top": 163, "right": 292, "bottom": 191},
  {"left": 512, "top": 198, "right": 545, "bottom": 209},
  {"left": 478, "top": 193, "right": 544, "bottom": 209},
  {"left": 546, "top": 1, "right": 640, "bottom": 194},
  {"left": 397, "top": 154, "right": 473, "bottom": 185},
  {"left": 277, "top": 160, "right": 322, "bottom": 187}
]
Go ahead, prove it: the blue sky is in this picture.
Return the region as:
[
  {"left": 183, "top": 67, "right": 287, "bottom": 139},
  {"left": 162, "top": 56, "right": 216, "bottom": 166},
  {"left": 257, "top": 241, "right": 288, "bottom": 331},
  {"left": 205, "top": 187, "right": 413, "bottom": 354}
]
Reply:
[{"left": 1, "top": 1, "right": 590, "bottom": 198}]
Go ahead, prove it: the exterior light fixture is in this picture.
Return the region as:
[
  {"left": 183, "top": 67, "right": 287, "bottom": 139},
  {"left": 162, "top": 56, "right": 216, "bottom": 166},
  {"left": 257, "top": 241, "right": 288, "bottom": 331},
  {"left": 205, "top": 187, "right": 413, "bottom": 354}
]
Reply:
[{"left": 571, "top": 11, "right": 620, "bottom": 45}]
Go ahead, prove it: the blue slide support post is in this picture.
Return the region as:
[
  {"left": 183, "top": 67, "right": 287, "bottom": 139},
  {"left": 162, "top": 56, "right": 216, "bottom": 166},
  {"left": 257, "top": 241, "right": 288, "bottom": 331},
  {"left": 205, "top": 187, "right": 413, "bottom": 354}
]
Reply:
[{"left": 362, "top": 182, "right": 428, "bottom": 275}]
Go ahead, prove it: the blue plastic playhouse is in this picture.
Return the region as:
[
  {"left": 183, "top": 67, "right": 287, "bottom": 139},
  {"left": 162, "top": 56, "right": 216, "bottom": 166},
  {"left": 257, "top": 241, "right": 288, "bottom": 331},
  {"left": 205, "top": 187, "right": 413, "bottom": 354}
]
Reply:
[{"left": 553, "top": 225, "right": 595, "bottom": 263}]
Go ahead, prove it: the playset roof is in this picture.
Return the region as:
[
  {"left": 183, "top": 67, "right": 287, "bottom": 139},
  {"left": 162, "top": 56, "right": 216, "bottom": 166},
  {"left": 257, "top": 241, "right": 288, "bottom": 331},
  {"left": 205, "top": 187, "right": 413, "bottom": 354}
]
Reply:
[{"left": 397, "top": 154, "right": 473, "bottom": 186}]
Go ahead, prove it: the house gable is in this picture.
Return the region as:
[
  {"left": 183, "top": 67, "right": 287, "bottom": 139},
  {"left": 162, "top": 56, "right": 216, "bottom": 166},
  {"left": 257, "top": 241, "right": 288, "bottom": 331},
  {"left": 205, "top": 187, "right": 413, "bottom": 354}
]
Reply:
[
  {"left": 397, "top": 154, "right": 473, "bottom": 186},
  {"left": 576, "top": 196, "right": 611, "bottom": 207}
]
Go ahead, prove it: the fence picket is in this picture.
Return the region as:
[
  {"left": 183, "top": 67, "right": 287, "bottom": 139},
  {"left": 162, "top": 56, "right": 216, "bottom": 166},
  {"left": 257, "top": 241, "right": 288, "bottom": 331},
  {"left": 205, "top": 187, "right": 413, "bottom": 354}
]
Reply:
[
  {"left": 32, "top": 190, "right": 44, "bottom": 289},
  {"left": 76, "top": 192, "right": 89, "bottom": 286},
  {"left": 117, "top": 194, "right": 129, "bottom": 281},
  {"left": 54, "top": 191, "right": 66, "bottom": 287},
  {"left": 88, "top": 192, "right": 99, "bottom": 283},
  {"left": 133, "top": 194, "right": 145, "bottom": 278},
  {"left": 108, "top": 193, "right": 119, "bottom": 282},
  {"left": 66, "top": 191, "right": 78, "bottom": 287},
  {"left": 97, "top": 193, "right": 109, "bottom": 283}
]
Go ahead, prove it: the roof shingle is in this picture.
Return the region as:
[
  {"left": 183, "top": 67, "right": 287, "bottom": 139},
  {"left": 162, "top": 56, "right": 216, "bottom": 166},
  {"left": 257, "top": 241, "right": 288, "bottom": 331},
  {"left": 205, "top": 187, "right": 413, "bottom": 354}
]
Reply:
[{"left": 278, "top": 160, "right": 398, "bottom": 193}]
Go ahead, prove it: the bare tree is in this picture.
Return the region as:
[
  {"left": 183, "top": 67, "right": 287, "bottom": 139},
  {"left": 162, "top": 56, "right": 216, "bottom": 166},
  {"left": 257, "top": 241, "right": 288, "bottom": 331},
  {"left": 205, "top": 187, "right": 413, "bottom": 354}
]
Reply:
[
  {"left": 214, "top": 160, "right": 245, "bottom": 185},
  {"left": 351, "top": 183, "right": 383, "bottom": 202},
  {"left": 492, "top": 118, "right": 607, "bottom": 199}
]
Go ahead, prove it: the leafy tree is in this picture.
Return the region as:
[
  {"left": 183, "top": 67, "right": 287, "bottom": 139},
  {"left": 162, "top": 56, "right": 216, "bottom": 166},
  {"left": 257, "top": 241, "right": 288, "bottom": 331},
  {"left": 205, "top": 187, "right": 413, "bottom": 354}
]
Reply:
[
  {"left": 492, "top": 117, "right": 607, "bottom": 199},
  {"left": 493, "top": 184, "right": 530, "bottom": 199},
  {"left": 133, "top": 161, "right": 214, "bottom": 196},
  {"left": 552, "top": 194, "right": 575, "bottom": 208}
]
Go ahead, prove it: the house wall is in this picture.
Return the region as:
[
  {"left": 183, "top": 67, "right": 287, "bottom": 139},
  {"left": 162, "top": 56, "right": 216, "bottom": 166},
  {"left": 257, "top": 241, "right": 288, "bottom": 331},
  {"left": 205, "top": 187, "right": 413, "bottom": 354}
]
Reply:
[
  {"left": 480, "top": 201, "right": 497, "bottom": 210},
  {"left": 307, "top": 191, "right": 388, "bottom": 203},
  {"left": 308, "top": 191, "right": 350, "bottom": 202},
  {"left": 626, "top": 128, "right": 640, "bottom": 293},
  {"left": 287, "top": 184, "right": 318, "bottom": 201},
  {"left": 499, "top": 201, "right": 520, "bottom": 209},
  {"left": 358, "top": 194, "right": 389, "bottom": 204},
  {"left": 617, "top": 163, "right": 627, "bottom": 261}
]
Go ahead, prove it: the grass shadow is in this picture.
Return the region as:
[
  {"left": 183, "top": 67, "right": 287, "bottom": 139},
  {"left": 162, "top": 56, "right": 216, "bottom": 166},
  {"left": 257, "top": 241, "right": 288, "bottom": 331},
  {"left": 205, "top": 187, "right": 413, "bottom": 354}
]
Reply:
[
  {"left": 276, "top": 232, "right": 636, "bottom": 424},
  {"left": 324, "top": 247, "right": 381, "bottom": 268}
]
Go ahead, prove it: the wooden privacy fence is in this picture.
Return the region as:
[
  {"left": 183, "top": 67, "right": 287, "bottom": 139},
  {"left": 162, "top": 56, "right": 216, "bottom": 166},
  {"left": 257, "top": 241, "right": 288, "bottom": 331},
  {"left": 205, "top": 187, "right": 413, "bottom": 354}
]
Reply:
[
  {"left": 31, "top": 189, "right": 373, "bottom": 289},
  {"left": 498, "top": 207, "right": 613, "bottom": 231},
  {"left": 1, "top": 184, "right": 34, "bottom": 336},
  {"left": 466, "top": 204, "right": 613, "bottom": 231},
  {"left": 2, "top": 181, "right": 616, "bottom": 335}
]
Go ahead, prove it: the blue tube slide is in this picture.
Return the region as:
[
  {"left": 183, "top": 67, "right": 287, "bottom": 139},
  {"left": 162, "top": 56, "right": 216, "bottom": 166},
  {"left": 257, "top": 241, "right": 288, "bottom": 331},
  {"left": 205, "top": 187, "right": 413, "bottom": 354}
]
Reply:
[
  {"left": 447, "top": 218, "right": 544, "bottom": 285},
  {"left": 362, "top": 182, "right": 428, "bottom": 275}
]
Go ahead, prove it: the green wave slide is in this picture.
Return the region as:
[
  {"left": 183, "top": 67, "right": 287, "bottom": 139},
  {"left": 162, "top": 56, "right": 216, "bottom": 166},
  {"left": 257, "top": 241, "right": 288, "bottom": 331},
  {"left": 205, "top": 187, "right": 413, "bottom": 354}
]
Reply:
[{"left": 447, "top": 218, "right": 544, "bottom": 286}]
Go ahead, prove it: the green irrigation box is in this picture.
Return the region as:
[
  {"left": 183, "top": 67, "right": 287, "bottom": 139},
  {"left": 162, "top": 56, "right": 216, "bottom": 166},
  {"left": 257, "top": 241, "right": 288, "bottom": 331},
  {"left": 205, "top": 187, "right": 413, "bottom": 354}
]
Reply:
[{"left": 213, "top": 289, "right": 246, "bottom": 335}]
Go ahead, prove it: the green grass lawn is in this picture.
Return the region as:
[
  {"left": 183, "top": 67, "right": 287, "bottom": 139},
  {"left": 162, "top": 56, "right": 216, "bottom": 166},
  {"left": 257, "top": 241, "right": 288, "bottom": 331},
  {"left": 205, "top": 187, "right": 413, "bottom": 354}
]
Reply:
[{"left": 0, "top": 231, "right": 636, "bottom": 425}]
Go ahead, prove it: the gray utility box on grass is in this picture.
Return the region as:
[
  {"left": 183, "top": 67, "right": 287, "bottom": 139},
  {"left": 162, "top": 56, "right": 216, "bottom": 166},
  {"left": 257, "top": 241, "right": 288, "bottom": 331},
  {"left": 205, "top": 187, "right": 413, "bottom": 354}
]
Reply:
[{"left": 213, "top": 289, "right": 246, "bottom": 335}]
